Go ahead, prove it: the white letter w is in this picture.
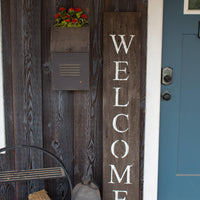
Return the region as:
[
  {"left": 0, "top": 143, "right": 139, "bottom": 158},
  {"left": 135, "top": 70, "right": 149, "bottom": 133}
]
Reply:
[{"left": 110, "top": 34, "right": 135, "bottom": 54}]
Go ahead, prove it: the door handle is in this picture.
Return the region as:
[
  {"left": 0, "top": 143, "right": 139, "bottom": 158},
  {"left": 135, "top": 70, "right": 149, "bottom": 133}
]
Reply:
[{"left": 198, "top": 21, "right": 200, "bottom": 39}]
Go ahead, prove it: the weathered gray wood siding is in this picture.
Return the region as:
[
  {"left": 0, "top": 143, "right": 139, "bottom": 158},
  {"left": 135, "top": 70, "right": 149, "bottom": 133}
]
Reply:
[{"left": 0, "top": 0, "right": 147, "bottom": 199}]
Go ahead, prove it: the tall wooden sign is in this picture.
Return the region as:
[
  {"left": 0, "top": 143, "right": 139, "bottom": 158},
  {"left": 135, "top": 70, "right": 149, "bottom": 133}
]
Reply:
[{"left": 103, "top": 12, "right": 141, "bottom": 200}]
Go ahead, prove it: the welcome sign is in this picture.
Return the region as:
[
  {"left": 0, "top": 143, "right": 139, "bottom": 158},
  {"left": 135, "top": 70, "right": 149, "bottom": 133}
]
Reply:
[{"left": 103, "top": 12, "right": 141, "bottom": 200}]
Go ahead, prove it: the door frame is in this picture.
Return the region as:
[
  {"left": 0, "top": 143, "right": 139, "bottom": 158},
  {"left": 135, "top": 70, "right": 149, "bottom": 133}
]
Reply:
[{"left": 143, "top": 0, "right": 164, "bottom": 200}]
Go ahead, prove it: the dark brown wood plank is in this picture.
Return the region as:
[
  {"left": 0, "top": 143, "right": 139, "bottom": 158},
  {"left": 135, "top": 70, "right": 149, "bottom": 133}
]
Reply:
[
  {"left": 103, "top": 12, "right": 141, "bottom": 200},
  {"left": 131, "top": 1, "right": 147, "bottom": 199},
  {"left": 73, "top": 0, "right": 103, "bottom": 192},
  {"left": 42, "top": 0, "right": 74, "bottom": 199},
  {"left": 9, "top": 0, "right": 42, "bottom": 149},
  {"left": 136, "top": 2, "right": 147, "bottom": 200},
  {"left": 73, "top": 92, "right": 91, "bottom": 185},
  {"left": 9, "top": 1, "right": 28, "bottom": 199},
  {"left": 104, "top": 0, "right": 137, "bottom": 12},
  {"left": 23, "top": 0, "right": 43, "bottom": 196},
  {"left": 42, "top": 1, "right": 60, "bottom": 198},
  {"left": 0, "top": 155, "right": 15, "bottom": 200},
  {"left": 55, "top": 0, "right": 73, "bottom": 11},
  {"left": 88, "top": 0, "right": 104, "bottom": 190},
  {"left": 0, "top": 0, "right": 15, "bottom": 199},
  {"left": 9, "top": 0, "right": 43, "bottom": 198},
  {"left": 104, "top": 0, "right": 120, "bottom": 12},
  {"left": 73, "top": 0, "right": 89, "bottom": 17},
  {"left": 73, "top": 0, "right": 91, "bottom": 187},
  {"left": 22, "top": 0, "right": 43, "bottom": 149},
  {"left": 10, "top": 0, "right": 23, "bottom": 146}
]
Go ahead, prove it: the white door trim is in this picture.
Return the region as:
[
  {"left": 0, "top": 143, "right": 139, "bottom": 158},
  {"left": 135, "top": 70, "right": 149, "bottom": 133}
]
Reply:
[{"left": 143, "top": 0, "right": 164, "bottom": 200}]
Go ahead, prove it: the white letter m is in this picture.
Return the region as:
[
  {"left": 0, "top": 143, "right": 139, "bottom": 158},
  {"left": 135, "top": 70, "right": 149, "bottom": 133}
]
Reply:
[{"left": 109, "top": 164, "right": 133, "bottom": 184}]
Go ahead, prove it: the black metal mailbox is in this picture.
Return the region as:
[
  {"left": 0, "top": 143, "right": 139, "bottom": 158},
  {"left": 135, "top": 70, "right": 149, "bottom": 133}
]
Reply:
[{"left": 50, "top": 26, "right": 90, "bottom": 90}]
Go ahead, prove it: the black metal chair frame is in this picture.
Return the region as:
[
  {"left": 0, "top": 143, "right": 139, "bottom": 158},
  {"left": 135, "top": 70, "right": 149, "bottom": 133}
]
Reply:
[{"left": 0, "top": 145, "right": 73, "bottom": 200}]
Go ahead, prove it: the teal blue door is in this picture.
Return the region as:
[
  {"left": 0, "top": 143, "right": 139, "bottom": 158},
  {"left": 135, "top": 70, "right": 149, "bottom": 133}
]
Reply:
[{"left": 158, "top": 0, "right": 200, "bottom": 199}]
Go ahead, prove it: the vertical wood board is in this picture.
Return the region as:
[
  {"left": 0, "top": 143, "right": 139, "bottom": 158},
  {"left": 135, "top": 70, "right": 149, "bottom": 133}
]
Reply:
[
  {"left": 103, "top": 12, "right": 141, "bottom": 200},
  {"left": 42, "top": 0, "right": 74, "bottom": 199},
  {"left": 0, "top": 0, "right": 15, "bottom": 198},
  {"left": 9, "top": 0, "right": 43, "bottom": 198},
  {"left": 73, "top": 0, "right": 103, "bottom": 191}
]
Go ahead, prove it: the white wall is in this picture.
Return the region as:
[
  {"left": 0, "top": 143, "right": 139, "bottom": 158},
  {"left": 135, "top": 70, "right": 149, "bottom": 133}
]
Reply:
[
  {"left": 143, "top": 0, "right": 163, "bottom": 199},
  {"left": 0, "top": 0, "right": 5, "bottom": 148}
]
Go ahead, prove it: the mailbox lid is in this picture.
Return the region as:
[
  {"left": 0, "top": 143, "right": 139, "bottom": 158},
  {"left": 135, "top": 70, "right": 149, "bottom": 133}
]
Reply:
[{"left": 50, "top": 26, "right": 90, "bottom": 53}]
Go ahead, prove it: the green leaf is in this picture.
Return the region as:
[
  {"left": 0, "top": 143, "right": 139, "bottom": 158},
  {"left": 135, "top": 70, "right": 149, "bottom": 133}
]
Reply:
[
  {"left": 60, "top": 11, "right": 67, "bottom": 18},
  {"left": 76, "top": 11, "right": 83, "bottom": 18},
  {"left": 67, "top": 23, "right": 74, "bottom": 27},
  {"left": 55, "top": 18, "right": 61, "bottom": 23},
  {"left": 78, "top": 18, "right": 84, "bottom": 25}
]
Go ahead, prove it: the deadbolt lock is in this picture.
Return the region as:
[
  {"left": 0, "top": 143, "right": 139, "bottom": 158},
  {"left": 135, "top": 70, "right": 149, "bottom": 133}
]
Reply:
[
  {"left": 162, "top": 91, "right": 171, "bottom": 101},
  {"left": 162, "top": 67, "right": 173, "bottom": 85}
]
